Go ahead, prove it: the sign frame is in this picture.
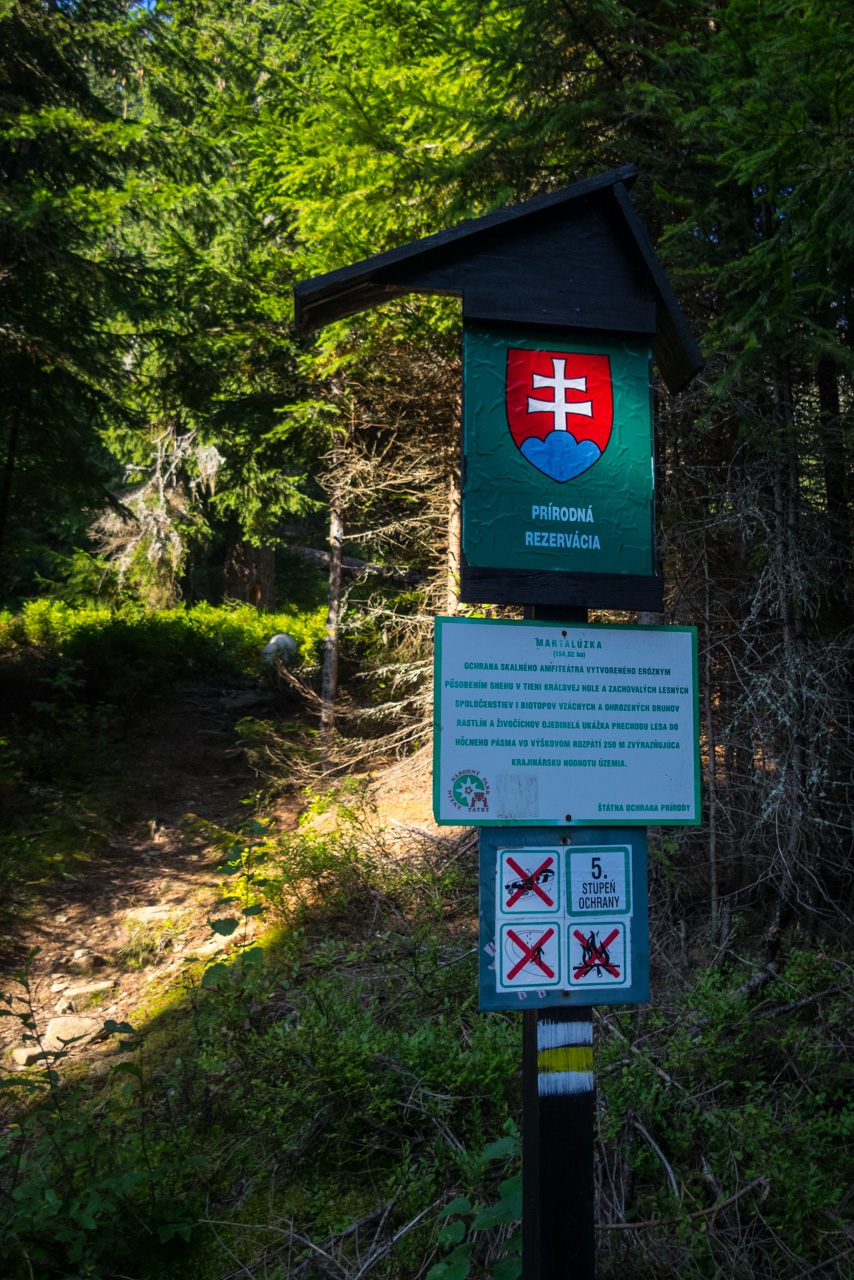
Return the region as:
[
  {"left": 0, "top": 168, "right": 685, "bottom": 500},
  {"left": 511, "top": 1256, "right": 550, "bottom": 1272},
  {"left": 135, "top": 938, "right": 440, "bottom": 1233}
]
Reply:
[
  {"left": 434, "top": 615, "right": 701, "bottom": 827},
  {"left": 479, "top": 826, "right": 650, "bottom": 1010}
]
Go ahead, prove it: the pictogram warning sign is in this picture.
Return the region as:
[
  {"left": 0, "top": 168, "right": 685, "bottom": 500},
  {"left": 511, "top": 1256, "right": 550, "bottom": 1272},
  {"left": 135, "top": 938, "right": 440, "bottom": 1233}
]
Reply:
[
  {"left": 500, "top": 851, "right": 559, "bottom": 914},
  {"left": 480, "top": 832, "right": 649, "bottom": 1009},
  {"left": 498, "top": 923, "right": 562, "bottom": 989},
  {"left": 568, "top": 921, "right": 628, "bottom": 987}
]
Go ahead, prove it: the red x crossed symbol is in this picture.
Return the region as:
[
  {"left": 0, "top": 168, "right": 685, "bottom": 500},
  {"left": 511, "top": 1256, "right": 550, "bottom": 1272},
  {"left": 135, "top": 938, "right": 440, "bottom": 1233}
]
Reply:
[
  {"left": 572, "top": 927, "right": 621, "bottom": 980},
  {"left": 504, "top": 854, "right": 555, "bottom": 908},
  {"left": 506, "top": 927, "right": 556, "bottom": 981}
]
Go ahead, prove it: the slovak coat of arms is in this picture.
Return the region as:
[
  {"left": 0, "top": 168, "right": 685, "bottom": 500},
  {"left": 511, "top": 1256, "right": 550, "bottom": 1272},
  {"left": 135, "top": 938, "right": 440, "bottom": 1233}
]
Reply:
[{"left": 505, "top": 349, "right": 613, "bottom": 483}]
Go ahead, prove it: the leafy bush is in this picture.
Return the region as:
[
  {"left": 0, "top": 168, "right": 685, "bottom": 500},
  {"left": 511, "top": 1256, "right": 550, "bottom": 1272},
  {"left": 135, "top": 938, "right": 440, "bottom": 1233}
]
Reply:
[{"left": 0, "top": 601, "right": 327, "bottom": 694}]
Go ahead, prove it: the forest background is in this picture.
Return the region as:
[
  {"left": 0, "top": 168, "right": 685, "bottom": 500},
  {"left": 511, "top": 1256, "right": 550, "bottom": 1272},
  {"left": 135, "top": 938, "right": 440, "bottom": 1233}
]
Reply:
[{"left": 2, "top": 1, "right": 854, "bottom": 1278}]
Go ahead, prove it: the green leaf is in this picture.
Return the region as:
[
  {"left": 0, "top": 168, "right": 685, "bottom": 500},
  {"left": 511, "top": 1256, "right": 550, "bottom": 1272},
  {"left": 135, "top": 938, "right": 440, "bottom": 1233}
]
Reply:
[
  {"left": 111, "top": 1062, "right": 142, "bottom": 1080},
  {"left": 158, "top": 1222, "right": 193, "bottom": 1243},
  {"left": 242, "top": 904, "right": 264, "bottom": 917},
  {"left": 438, "top": 1220, "right": 465, "bottom": 1245},
  {"left": 490, "top": 1257, "right": 523, "bottom": 1280},
  {"left": 499, "top": 1176, "right": 523, "bottom": 1201},
  {"left": 478, "top": 1135, "right": 518, "bottom": 1163},
  {"left": 441, "top": 1243, "right": 475, "bottom": 1280},
  {"left": 439, "top": 1197, "right": 472, "bottom": 1218},
  {"left": 208, "top": 917, "right": 239, "bottom": 936},
  {"left": 201, "top": 964, "right": 229, "bottom": 988},
  {"left": 472, "top": 1180, "right": 522, "bottom": 1231},
  {"left": 241, "top": 947, "right": 264, "bottom": 965}
]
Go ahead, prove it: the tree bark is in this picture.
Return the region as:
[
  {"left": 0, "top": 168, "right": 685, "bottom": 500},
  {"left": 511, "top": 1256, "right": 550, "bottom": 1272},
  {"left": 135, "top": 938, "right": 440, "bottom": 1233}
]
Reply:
[
  {"left": 0, "top": 405, "right": 21, "bottom": 570},
  {"left": 770, "top": 360, "right": 803, "bottom": 953},
  {"left": 446, "top": 447, "right": 461, "bottom": 615},
  {"left": 320, "top": 441, "right": 344, "bottom": 767},
  {"left": 703, "top": 550, "right": 719, "bottom": 923},
  {"left": 817, "top": 355, "right": 850, "bottom": 570},
  {"left": 223, "top": 520, "right": 275, "bottom": 609}
]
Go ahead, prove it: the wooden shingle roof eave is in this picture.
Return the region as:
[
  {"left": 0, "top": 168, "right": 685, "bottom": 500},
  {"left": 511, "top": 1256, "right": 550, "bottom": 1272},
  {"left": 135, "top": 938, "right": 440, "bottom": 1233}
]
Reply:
[{"left": 293, "top": 165, "right": 704, "bottom": 394}]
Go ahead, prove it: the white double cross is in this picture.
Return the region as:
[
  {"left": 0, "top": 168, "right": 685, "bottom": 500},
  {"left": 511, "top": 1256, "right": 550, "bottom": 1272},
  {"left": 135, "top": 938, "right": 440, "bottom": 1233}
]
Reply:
[{"left": 527, "top": 357, "right": 593, "bottom": 431}]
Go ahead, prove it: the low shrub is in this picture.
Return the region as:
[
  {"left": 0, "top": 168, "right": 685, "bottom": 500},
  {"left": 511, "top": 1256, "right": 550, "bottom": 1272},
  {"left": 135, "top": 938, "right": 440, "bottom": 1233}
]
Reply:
[{"left": 0, "top": 601, "right": 327, "bottom": 699}]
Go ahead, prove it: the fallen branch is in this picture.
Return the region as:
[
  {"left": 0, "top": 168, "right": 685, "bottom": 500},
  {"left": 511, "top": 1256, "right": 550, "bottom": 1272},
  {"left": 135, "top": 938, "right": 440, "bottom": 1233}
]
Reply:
[
  {"left": 350, "top": 1195, "right": 445, "bottom": 1280},
  {"left": 758, "top": 986, "right": 843, "bottom": 1020},
  {"left": 289, "top": 545, "right": 424, "bottom": 586},
  {"left": 633, "top": 1120, "right": 679, "bottom": 1200},
  {"left": 389, "top": 818, "right": 455, "bottom": 845},
  {"left": 791, "top": 1246, "right": 854, "bottom": 1280},
  {"left": 597, "top": 1175, "right": 769, "bottom": 1231},
  {"left": 730, "top": 961, "right": 780, "bottom": 1002}
]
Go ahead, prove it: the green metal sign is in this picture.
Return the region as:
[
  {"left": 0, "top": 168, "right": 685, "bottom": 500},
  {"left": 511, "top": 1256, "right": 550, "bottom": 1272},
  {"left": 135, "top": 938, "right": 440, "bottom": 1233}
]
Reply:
[{"left": 462, "top": 325, "right": 655, "bottom": 578}]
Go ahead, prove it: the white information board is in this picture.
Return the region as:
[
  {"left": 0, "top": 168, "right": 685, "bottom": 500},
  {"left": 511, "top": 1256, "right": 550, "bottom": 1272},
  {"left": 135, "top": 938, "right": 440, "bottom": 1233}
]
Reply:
[{"left": 434, "top": 617, "right": 699, "bottom": 826}]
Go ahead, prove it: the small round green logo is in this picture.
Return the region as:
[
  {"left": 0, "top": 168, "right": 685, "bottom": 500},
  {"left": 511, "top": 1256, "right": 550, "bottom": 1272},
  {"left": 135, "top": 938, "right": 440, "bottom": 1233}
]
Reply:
[{"left": 451, "top": 774, "right": 487, "bottom": 808}]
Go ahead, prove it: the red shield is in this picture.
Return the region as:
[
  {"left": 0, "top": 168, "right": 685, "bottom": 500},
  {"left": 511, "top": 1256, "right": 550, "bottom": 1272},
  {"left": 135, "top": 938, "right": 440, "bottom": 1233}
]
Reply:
[{"left": 506, "top": 349, "right": 613, "bottom": 482}]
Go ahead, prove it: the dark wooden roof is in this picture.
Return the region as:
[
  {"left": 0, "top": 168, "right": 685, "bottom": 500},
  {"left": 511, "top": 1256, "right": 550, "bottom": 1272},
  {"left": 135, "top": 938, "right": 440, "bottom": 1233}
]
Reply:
[{"left": 293, "top": 165, "right": 703, "bottom": 393}]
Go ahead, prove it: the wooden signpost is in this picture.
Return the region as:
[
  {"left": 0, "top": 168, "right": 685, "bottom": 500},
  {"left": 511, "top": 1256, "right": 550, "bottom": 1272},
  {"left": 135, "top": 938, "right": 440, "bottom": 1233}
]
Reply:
[{"left": 295, "top": 165, "right": 703, "bottom": 1280}]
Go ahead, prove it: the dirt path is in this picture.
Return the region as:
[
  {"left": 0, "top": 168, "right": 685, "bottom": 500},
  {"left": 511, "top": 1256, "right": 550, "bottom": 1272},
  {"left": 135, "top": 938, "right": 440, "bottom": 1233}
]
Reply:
[{"left": 1, "top": 679, "right": 300, "bottom": 1065}]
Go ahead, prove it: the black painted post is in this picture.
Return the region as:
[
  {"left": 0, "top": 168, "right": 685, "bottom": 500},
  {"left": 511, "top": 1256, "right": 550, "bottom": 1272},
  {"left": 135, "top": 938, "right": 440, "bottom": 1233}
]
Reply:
[
  {"left": 523, "top": 1007, "right": 595, "bottom": 1279},
  {"left": 522, "top": 604, "right": 596, "bottom": 1280}
]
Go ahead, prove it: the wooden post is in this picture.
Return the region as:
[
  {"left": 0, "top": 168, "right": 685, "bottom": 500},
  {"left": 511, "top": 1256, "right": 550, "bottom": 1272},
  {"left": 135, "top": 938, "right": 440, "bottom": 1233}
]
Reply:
[
  {"left": 523, "top": 1008, "right": 595, "bottom": 1280},
  {"left": 522, "top": 603, "right": 595, "bottom": 1280}
]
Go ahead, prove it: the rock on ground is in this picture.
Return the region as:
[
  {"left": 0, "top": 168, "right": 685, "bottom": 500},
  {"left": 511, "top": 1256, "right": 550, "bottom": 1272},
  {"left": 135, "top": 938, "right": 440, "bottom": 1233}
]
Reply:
[
  {"left": 260, "top": 633, "right": 297, "bottom": 666},
  {"left": 55, "top": 979, "right": 117, "bottom": 1014},
  {"left": 43, "top": 1016, "right": 106, "bottom": 1052}
]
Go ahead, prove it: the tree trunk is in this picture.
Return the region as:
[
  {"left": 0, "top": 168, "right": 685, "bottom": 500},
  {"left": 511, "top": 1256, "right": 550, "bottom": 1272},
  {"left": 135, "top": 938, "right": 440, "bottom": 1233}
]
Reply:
[
  {"left": 817, "top": 355, "right": 850, "bottom": 572},
  {"left": 770, "top": 361, "right": 803, "bottom": 952},
  {"left": 446, "top": 449, "right": 461, "bottom": 615},
  {"left": 223, "top": 520, "right": 275, "bottom": 609},
  {"left": 320, "top": 443, "right": 344, "bottom": 768},
  {"left": 0, "top": 405, "right": 21, "bottom": 570},
  {"left": 703, "top": 550, "right": 719, "bottom": 924}
]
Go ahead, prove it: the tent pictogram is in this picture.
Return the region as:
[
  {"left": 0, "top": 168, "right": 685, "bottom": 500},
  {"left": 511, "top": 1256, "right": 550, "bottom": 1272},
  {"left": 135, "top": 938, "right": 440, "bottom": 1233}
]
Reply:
[
  {"left": 506, "top": 927, "right": 557, "bottom": 981},
  {"left": 572, "top": 927, "right": 621, "bottom": 980},
  {"left": 504, "top": 854, "right": 555, "bottom": 909}
]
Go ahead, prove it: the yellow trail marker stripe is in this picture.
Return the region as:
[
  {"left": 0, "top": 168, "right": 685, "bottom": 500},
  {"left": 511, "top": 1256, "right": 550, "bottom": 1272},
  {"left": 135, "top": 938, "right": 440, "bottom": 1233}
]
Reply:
[{"left": 537, "top": 1045, "right": 594, "bottom": 1074}]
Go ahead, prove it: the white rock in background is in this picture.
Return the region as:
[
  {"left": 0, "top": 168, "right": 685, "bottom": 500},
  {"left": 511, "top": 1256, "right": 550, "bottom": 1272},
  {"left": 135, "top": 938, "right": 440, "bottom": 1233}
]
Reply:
[
  {"left": 260, "top": 633, "right": 297, "bottom": 666},
  {"left": 12, "top": 1046, "right": 47, "bottom": 1067},
  {"left": 67, "top": 949, "right": 108, "bottom": 974},
  {"left": 42, "top": 1016, "right": 105, "bottom": 1052},
  {"left": 55, "top": 979, "right": 117, "bottom": 1014}
]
